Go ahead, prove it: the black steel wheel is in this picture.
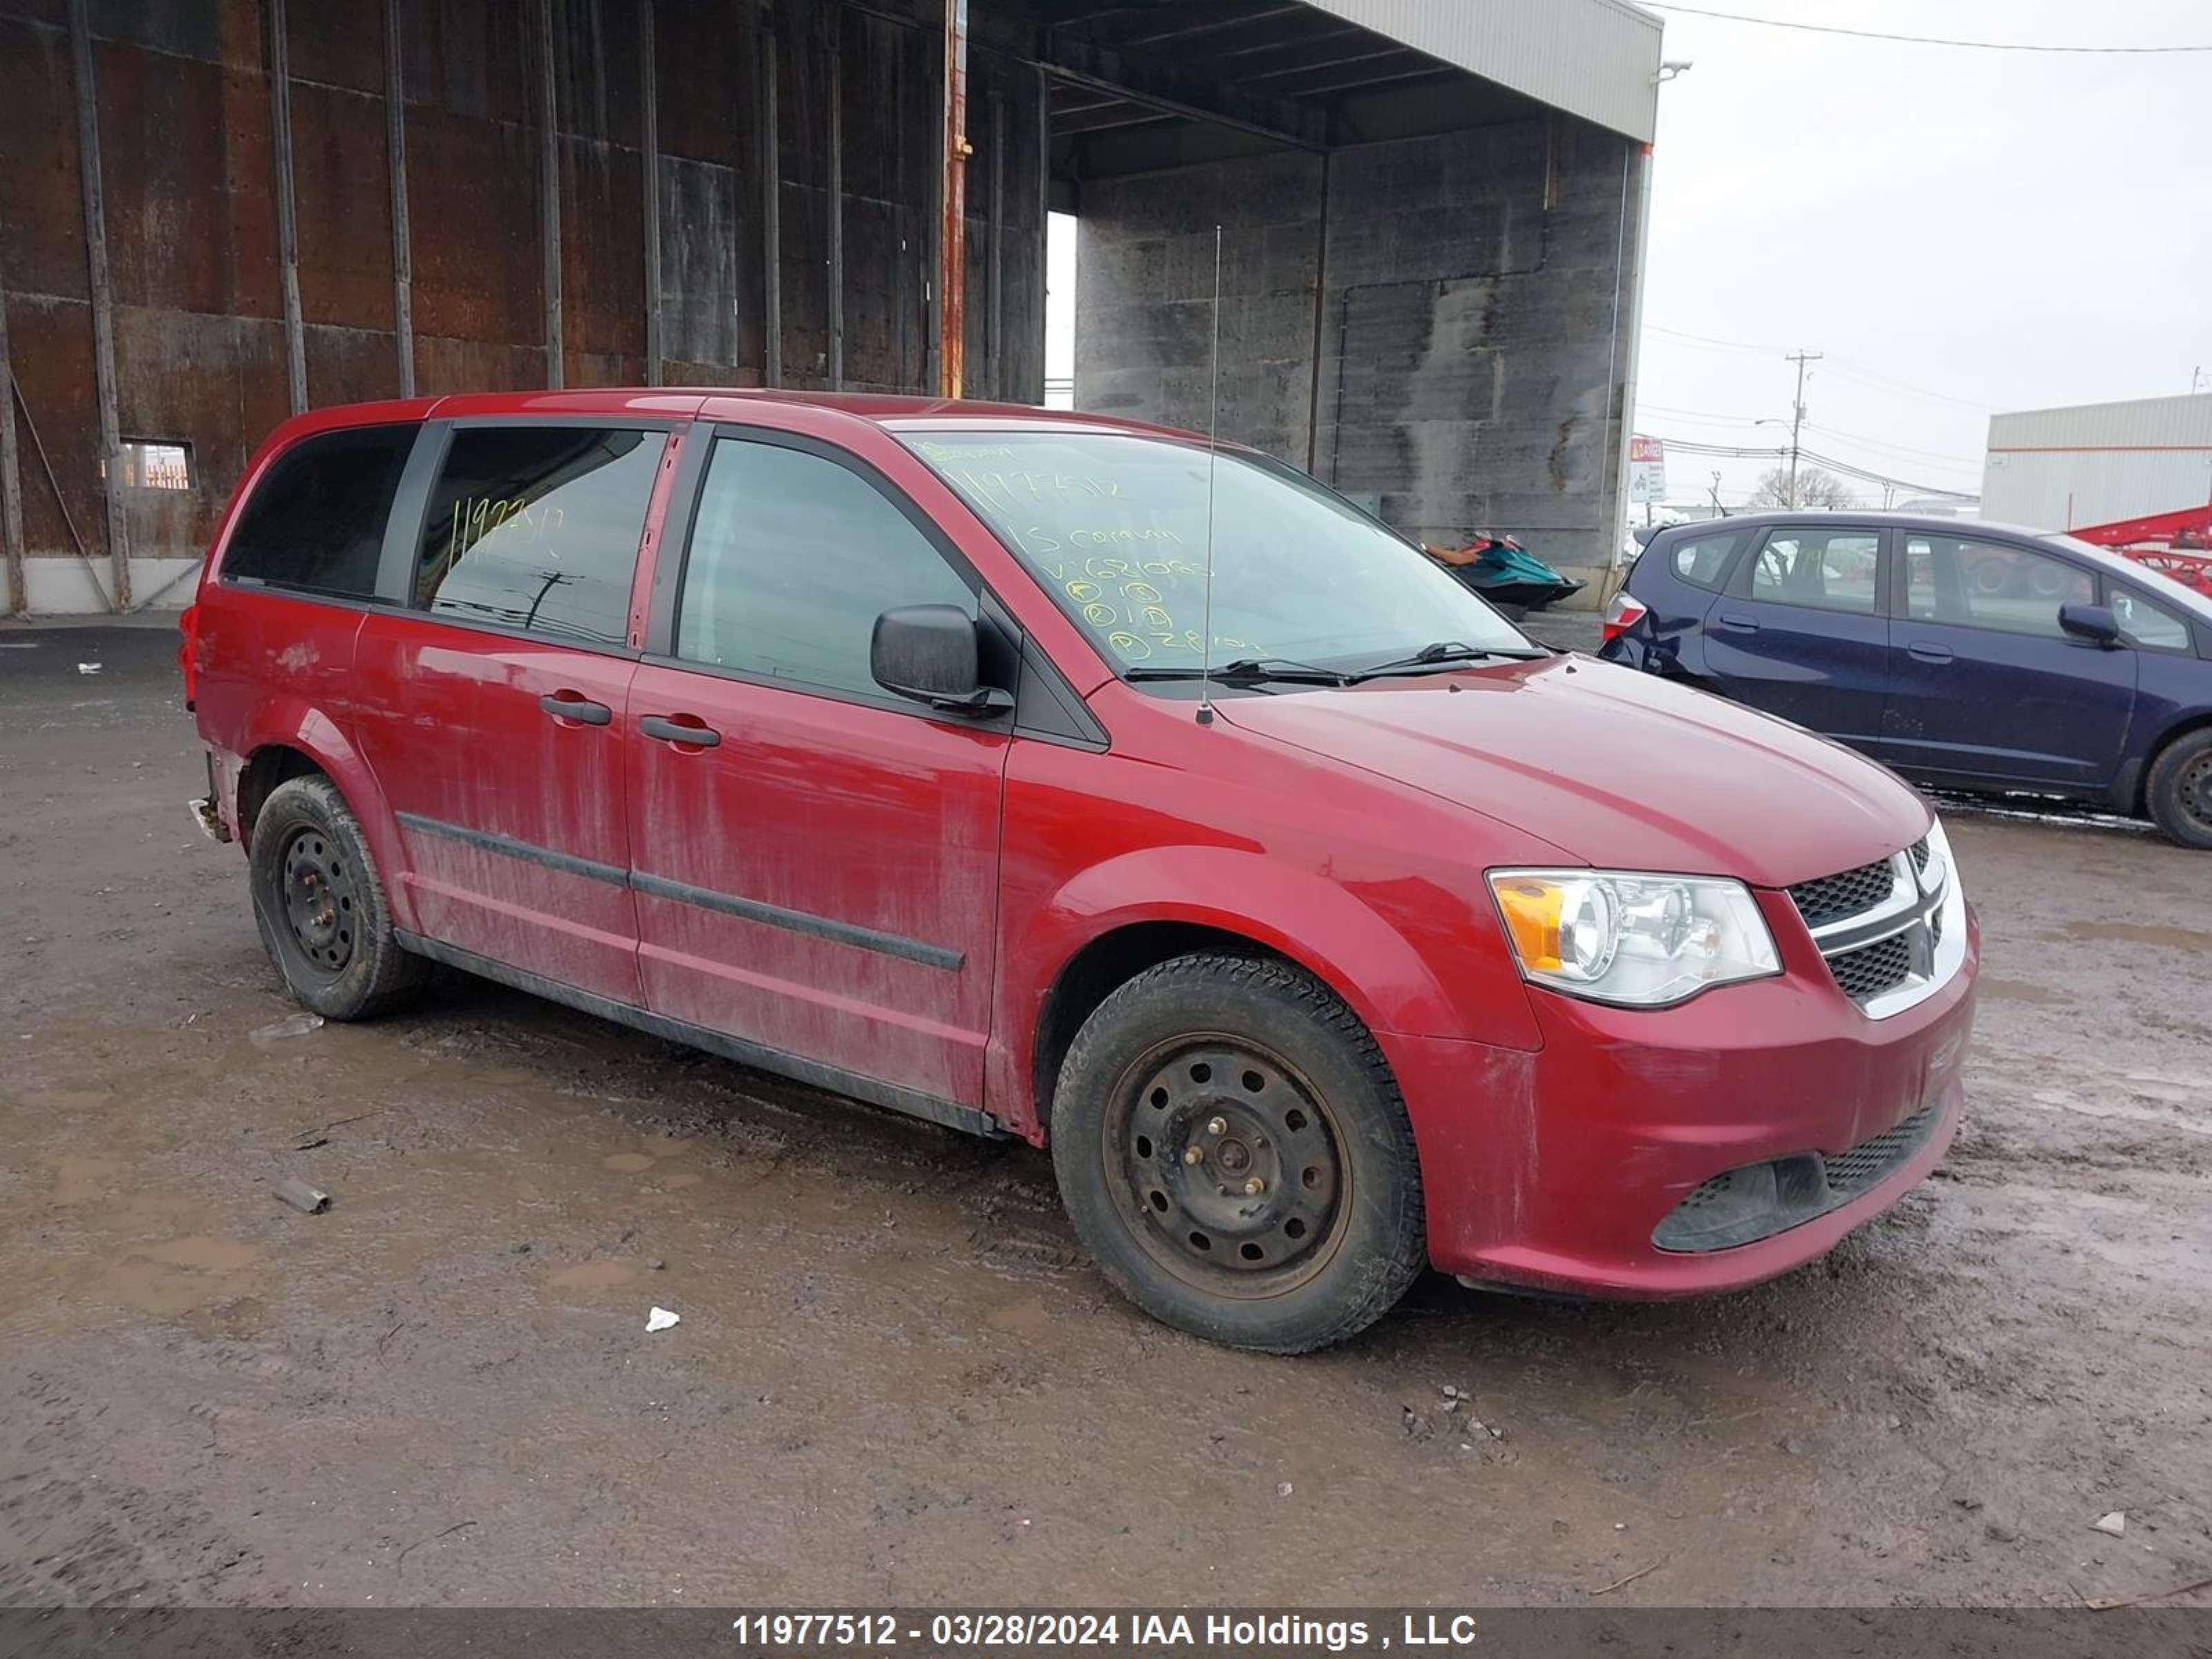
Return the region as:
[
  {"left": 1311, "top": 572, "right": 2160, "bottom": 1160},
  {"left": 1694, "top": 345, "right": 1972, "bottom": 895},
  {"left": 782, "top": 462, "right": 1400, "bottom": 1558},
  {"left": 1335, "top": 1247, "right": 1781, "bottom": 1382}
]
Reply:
[
  {"left": 248, "top": 773, "right": 427, "bottom": 1019},
  {"left": 277, "top": 825, "right": 362, "bottom": 975},
  {"left": 1052, "top": 953, "right": 1425, "bottom": 1353},
  {"left": 2146, "top": 729, "right": 2212, "bottom": 852},
  {"left": 1108, "top": 1038, "right": 1350, "bottom": 1296}
]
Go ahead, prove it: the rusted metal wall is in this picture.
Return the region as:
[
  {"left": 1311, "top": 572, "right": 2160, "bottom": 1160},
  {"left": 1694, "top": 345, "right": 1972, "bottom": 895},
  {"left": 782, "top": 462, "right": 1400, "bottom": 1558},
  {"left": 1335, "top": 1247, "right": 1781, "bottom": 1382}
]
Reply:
[{"left": 0, "top": 0, "right": 1049, "bottom": 611}]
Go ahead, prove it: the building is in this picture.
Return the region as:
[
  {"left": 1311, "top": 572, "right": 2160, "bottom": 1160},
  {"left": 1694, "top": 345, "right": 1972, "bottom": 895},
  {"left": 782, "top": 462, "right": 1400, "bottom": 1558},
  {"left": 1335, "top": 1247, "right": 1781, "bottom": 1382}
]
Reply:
[
  {"left": 1981, "top": 392, "right": 2212, "bottom": 534},
  {"left": 0, "top": 0, "right": 1662, "bottom": 615}
]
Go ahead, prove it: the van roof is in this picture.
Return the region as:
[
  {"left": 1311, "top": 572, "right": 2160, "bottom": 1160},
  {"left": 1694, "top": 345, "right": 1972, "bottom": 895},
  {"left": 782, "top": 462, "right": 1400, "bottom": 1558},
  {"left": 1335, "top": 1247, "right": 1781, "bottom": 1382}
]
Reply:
[{"left": 277, "top": 388, "right": 1210, "bottom": 445}]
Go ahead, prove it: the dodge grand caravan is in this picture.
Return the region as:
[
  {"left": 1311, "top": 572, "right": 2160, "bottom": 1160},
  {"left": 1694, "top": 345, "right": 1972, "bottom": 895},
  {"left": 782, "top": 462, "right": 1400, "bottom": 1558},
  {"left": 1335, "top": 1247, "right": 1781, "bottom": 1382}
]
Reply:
[{"left": 182, "top": 390, "right": 1978, "bottom": 1353}]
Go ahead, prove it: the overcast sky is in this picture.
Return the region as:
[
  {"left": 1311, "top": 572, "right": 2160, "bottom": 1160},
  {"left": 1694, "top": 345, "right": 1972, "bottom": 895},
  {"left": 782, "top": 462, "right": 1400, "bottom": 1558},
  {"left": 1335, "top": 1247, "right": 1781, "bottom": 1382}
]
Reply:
[
  {"left": 1636, "top": 0, "right": 2212, "bottom": 510},
  {"left": 1048, "top": 2, "right": 2212, "bottom": 515}
]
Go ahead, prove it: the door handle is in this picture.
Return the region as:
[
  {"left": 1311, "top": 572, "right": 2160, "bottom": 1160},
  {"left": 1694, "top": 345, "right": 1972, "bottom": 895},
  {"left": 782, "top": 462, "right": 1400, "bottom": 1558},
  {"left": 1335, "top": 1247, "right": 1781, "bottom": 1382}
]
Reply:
[
  {"left": 1716, "top": 612, "right": 1759, "bottom": 633},
  {"left": 539, "top": 691, "right": 612, "bottom": 726},
  {"left": 1906, "top": 641, "right": 1954, "bottom": 664},
  {"left": 640, "top": 714, "right": 721, "bottom": 749}
]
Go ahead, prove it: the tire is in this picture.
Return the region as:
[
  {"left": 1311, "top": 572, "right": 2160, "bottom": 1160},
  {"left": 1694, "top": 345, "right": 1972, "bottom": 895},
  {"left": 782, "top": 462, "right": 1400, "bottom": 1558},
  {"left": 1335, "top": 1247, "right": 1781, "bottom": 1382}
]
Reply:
[
  {"left": 248, "top": 774, "right": 427, "bottom": 1019},
  {"left": 2145, "top": 729, "right": 2212, "bottom": 851},
  {"left": 1050, "top": 953, "right": 1426, "bottom": 1353}
]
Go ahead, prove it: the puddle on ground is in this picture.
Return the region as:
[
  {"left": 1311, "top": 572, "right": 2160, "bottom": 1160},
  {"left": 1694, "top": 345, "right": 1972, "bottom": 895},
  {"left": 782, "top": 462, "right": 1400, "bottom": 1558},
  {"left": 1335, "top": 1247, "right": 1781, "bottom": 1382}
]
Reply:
[
  {"left": 656, "top": 1172, "right": 703, "bottom": 1191},
  {"left": 1978, "top": 977, "right": 2064, "bottom": 1005},
  {"left": 546, "top": 1259, "right": 637, "bottom": 1291},
  {"left": 601, "top": 1152, "right": 657, "bottom": 1174},
  {"left": 2027, "top": 1086, "right": 2212, "bottom": 1138},
  {"left": 53, "top": 1156, "right": 122, "bottom": 1204},
  {"left": 93, "top": 1237, "right": 260, "bottom": 1316},
  {"left": 986, "top": 1296, "right": 1051, "bottom": 1336},
  {"left": 2054, "top": 921, "right": 2212, "bottom": 952}
]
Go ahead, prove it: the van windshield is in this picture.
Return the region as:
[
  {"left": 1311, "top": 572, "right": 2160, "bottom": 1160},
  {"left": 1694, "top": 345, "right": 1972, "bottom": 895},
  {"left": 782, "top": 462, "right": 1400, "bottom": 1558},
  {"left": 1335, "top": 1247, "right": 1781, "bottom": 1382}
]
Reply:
[{"left": 903, "top": 430, "right": 1533, "bottom": 676}]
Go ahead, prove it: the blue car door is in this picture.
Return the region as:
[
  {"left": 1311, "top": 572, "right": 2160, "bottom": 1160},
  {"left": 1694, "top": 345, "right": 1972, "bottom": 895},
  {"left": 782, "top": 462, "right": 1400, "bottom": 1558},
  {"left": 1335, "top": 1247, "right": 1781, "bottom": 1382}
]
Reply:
[
  {"left": 1881, "top": 532, "right": 2136, "bottom": 790},
  {"left": 1700, "top": 523, "right": 1892, "bottom": 750}
]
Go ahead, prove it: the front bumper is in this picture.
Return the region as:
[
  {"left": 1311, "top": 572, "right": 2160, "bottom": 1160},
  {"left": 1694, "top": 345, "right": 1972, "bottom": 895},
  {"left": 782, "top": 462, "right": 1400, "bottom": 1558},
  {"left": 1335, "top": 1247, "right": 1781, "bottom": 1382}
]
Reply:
[{"left": 1380, "top": 901, "right": 1978, "bottom": 1299}]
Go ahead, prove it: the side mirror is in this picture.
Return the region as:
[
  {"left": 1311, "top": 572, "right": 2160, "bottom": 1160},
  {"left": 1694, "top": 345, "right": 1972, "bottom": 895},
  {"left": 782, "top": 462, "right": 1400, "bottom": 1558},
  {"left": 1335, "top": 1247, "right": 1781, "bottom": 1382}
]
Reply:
[
  {"left": 2058, "top": 602, "right": 2121, "bottom": 648},
  {"left": 870, "top": 604, "right": 1013, "bottom": 716}
]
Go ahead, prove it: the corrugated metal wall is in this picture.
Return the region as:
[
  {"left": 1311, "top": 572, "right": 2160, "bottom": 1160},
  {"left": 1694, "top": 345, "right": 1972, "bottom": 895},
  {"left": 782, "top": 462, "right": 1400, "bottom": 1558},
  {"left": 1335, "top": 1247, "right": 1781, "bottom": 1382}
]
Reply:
[
  {"left": 0, "top": 0, "right": 1047, "bottom": 612},
  {"left": 1981, "top": 393, "right": 2212, "bottom": 532}
]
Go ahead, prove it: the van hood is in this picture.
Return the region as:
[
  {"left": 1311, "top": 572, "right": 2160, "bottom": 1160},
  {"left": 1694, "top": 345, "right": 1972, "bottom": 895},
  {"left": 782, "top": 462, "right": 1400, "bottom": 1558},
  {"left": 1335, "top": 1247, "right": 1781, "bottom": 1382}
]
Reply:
[{"left": 1217, "top": 655, "right": 1931, "bottom": 888}]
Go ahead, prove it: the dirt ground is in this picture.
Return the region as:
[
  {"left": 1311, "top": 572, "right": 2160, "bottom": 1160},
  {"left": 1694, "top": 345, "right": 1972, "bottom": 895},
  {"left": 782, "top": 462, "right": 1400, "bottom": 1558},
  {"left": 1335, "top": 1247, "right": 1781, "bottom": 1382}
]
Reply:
[{"left": 3, "top": 619, "right": 2209, "bottom": 1611}]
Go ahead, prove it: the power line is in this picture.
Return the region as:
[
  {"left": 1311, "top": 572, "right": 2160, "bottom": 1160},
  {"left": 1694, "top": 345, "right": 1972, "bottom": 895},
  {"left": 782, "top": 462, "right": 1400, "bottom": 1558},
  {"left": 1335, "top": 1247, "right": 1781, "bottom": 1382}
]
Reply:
[
  {"left": 1801, "top": 421, "right": 1983, "bottom": 469},
  {"left": 1644, "top": 324, "right": 1780, "bottom": 355},
  {"left": 1644, "top": 5, "right": 2212, "bottom": 53},
  {"left": 1637, "top": 402, "right": 1768, "bottom": 427},
  {"left": 1642, "top": 433, "right": 1977, "bottom": 500},
  {"left": 1821, "top": 362, "right": 1995, "bottom": 413}
]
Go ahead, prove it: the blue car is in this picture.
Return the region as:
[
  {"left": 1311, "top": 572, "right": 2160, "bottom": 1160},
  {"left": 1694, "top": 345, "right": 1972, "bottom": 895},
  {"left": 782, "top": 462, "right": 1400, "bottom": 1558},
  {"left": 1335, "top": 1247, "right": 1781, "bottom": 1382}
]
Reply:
[{"left": 1598, "top": 512, "right": 2212, "bottom": 848}]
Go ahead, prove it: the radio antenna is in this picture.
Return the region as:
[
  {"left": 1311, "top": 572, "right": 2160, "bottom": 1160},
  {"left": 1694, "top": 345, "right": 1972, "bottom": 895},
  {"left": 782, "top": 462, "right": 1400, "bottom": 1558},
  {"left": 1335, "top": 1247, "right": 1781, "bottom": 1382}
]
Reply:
[{"left": 1196, "top": 225, "right": 1223, "bottom": 727}]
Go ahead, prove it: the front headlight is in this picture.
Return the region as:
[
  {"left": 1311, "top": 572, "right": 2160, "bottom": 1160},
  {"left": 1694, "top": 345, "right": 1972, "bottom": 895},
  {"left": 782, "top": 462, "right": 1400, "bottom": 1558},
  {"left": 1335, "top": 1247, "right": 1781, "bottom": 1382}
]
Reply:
[{"left": 1487, "top": 868, "right": 1781, "bottom": 1008}]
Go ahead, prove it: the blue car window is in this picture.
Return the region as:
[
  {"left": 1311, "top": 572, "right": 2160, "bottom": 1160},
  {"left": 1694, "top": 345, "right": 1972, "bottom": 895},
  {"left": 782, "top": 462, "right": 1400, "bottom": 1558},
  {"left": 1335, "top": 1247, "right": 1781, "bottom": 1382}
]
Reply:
[
  {"left": 1669, "top": 529, "right": 1743, "bottom": 591},
  {"left": 2110, "top": 585, "right": 2191, "bottom": 651},
  {"left": 1747, "top": 531, "right": 1880, "bottom": 613},
  {"left": 1904, "top": 536, "right": 2092, "bottom": 638}
]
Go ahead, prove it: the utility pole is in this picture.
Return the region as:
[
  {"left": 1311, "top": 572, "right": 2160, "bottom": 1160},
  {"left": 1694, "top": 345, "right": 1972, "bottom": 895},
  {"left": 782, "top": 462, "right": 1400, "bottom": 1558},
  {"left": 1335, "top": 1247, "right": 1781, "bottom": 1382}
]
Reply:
[{"left": 1785, "top": 348, "right": 1821, "bottom": 507}]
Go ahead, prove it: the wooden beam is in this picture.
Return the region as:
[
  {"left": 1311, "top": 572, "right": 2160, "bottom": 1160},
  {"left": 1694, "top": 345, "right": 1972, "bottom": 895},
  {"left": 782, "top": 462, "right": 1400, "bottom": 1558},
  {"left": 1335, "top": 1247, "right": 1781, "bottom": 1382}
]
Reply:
[
  {"left": 268, "top": 0, "right": 306, "bottom": 415},
  {"left": 939, "top": 0, "right": 970, "bottom": 398},
  {"left": 641, "top": 0, "right": 662, "bottom": 386},
  {"left": 538, "top": 0, "right": 563, "bottom": 387},
  {"left": 384, "top": 0, "right": 415, "bottom": 396},
  {"left": 0, "top": 263, "right": 25, "bottom": 617},
  {"left": 1040, "top": 32, "right": 1324, "bottom": 151},
  {"left": 67, "top": 0, "right": 128, "bottom": 610},
  {"left": 826, "top": 6, "right": 845, "bottom": 391},
  {"left": 761, "top": 17, "right": 781, "bottom": 386}
]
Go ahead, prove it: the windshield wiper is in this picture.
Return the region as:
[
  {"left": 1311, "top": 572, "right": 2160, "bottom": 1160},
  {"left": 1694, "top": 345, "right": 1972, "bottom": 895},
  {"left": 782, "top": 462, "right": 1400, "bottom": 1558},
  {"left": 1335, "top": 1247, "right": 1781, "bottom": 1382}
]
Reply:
[
  {"left": 1125, "top": 656, "right": 1351, "bottom": 686},
  {"left": 1349, "top": 640, "right": 1548, "bottom": 680}
]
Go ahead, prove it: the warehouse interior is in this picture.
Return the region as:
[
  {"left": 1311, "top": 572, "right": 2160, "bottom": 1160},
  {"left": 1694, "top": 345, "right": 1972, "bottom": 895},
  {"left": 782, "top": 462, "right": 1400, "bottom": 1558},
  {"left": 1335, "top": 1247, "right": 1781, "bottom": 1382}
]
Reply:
[{"left": 0, "top": 0, "right": 1660, "bottom": 615}]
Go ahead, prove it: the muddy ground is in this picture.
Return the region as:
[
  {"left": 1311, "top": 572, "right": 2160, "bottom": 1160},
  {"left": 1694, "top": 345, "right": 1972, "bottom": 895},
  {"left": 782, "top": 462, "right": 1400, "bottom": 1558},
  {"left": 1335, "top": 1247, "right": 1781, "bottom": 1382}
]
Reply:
[{"left": 1, "top": 619, "right": 2208, "bottom": 1611}]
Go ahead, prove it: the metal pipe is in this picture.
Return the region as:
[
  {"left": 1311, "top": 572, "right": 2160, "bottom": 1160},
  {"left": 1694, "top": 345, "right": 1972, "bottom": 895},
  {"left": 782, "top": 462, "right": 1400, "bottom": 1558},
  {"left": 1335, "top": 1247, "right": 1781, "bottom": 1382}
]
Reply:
[
  {"left": 385, "top": 0, "right": 415, "bottom": 397},
  {"left": 1034, "top": 61, "right": 1048, "bottom": 405},
  {"left": 0, "top": 270, "right": 26, "bottom": 616},
  {"left": 986, "top": 84, "right": 1003, "bottom": 402},
  {"left": 538, "top": 0, "right": 563, "bottom": 388},
  {"left": 268, "top": 0, "right": 306, "bottom": 415},
  {"left": 826, "top": 6, "right": 844, "bottom": 391},
  {"left": 68, "top": 0, "right": 128, "bottom": 610},
  {"left": 939, "top": 0, "right": 969, "bottom": 398},
  {"left": 761, "top": 22, "right": 781, "bottom": 387},
  {"left": 1303, "top": 148, "right": 1330, "bottom": 476},
  {"left": 640, "top": 0, "right": 662, "bottom": 386}
]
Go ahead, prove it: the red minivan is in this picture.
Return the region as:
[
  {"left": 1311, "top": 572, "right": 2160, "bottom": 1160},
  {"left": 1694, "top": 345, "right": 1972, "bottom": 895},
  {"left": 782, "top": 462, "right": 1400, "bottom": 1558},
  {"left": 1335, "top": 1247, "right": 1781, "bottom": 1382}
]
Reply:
[{"left": 181, "top": 390, "right": 1978, "bottom": 1351}]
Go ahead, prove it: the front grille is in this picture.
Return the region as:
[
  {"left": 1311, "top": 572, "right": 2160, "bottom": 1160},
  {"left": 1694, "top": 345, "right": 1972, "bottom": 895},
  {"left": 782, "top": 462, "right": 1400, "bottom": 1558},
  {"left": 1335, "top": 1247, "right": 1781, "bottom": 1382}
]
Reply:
[
  {"left": 1822, "top": 1102, "right": 1940, "bottom": 1195},
  {"left": 1826, "top": 931, "right": 1914, "bottom": 1001},
  {"left": 1788, "top": 859, "right": 1895, "bottom": 929},
  {"left": 1788, "top": 836, "right": 1952, "bottom": 1015}
]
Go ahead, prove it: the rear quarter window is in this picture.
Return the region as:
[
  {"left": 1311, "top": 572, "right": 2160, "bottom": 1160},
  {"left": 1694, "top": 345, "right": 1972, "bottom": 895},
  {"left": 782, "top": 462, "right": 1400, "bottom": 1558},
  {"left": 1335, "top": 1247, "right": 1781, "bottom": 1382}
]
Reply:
[
  {"left": 1666, "top": 529, "right": 1744, "bottom": 591},
  {"left": 221, "top": 424, "right": 418, "bottom": 597}
]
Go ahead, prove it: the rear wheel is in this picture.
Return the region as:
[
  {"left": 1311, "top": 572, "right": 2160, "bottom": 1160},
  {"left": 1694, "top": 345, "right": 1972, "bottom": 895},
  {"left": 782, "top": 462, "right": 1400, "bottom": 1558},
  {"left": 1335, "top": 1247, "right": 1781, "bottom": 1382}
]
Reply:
[
  {"left": 2146, "top": 729, "right": 2212, "bottom": 850},
  {"left": 249, "top": 774, "right": 427, "bottom": 1018},
  {"left": 1051, "top": 954, "right": 1425, "bottom": 1353}
]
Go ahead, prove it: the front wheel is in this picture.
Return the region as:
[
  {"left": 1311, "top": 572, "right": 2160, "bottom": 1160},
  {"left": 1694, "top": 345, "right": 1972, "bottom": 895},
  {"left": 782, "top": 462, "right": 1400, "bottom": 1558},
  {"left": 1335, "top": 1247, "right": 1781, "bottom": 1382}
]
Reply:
[
  {"left": 1051, "top": 954, "right": 1426, "bottom": 1353},
  {"left": 248, "top": 774, "right": 427, "bottom": 1018},
  {"left": 2146, "top": 729, "right": 2212, "bottom": 850}
]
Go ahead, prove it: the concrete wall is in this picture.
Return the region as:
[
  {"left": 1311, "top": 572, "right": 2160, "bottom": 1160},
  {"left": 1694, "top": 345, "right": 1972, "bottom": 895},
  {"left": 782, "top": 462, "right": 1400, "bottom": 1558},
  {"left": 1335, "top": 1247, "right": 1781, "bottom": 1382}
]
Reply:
[
  {"left": 1076, "top": 115, "right": 1642, "bottom": 583},
  {"left": 0, "top": 0, "right": 1047, "bottom": 612}
]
